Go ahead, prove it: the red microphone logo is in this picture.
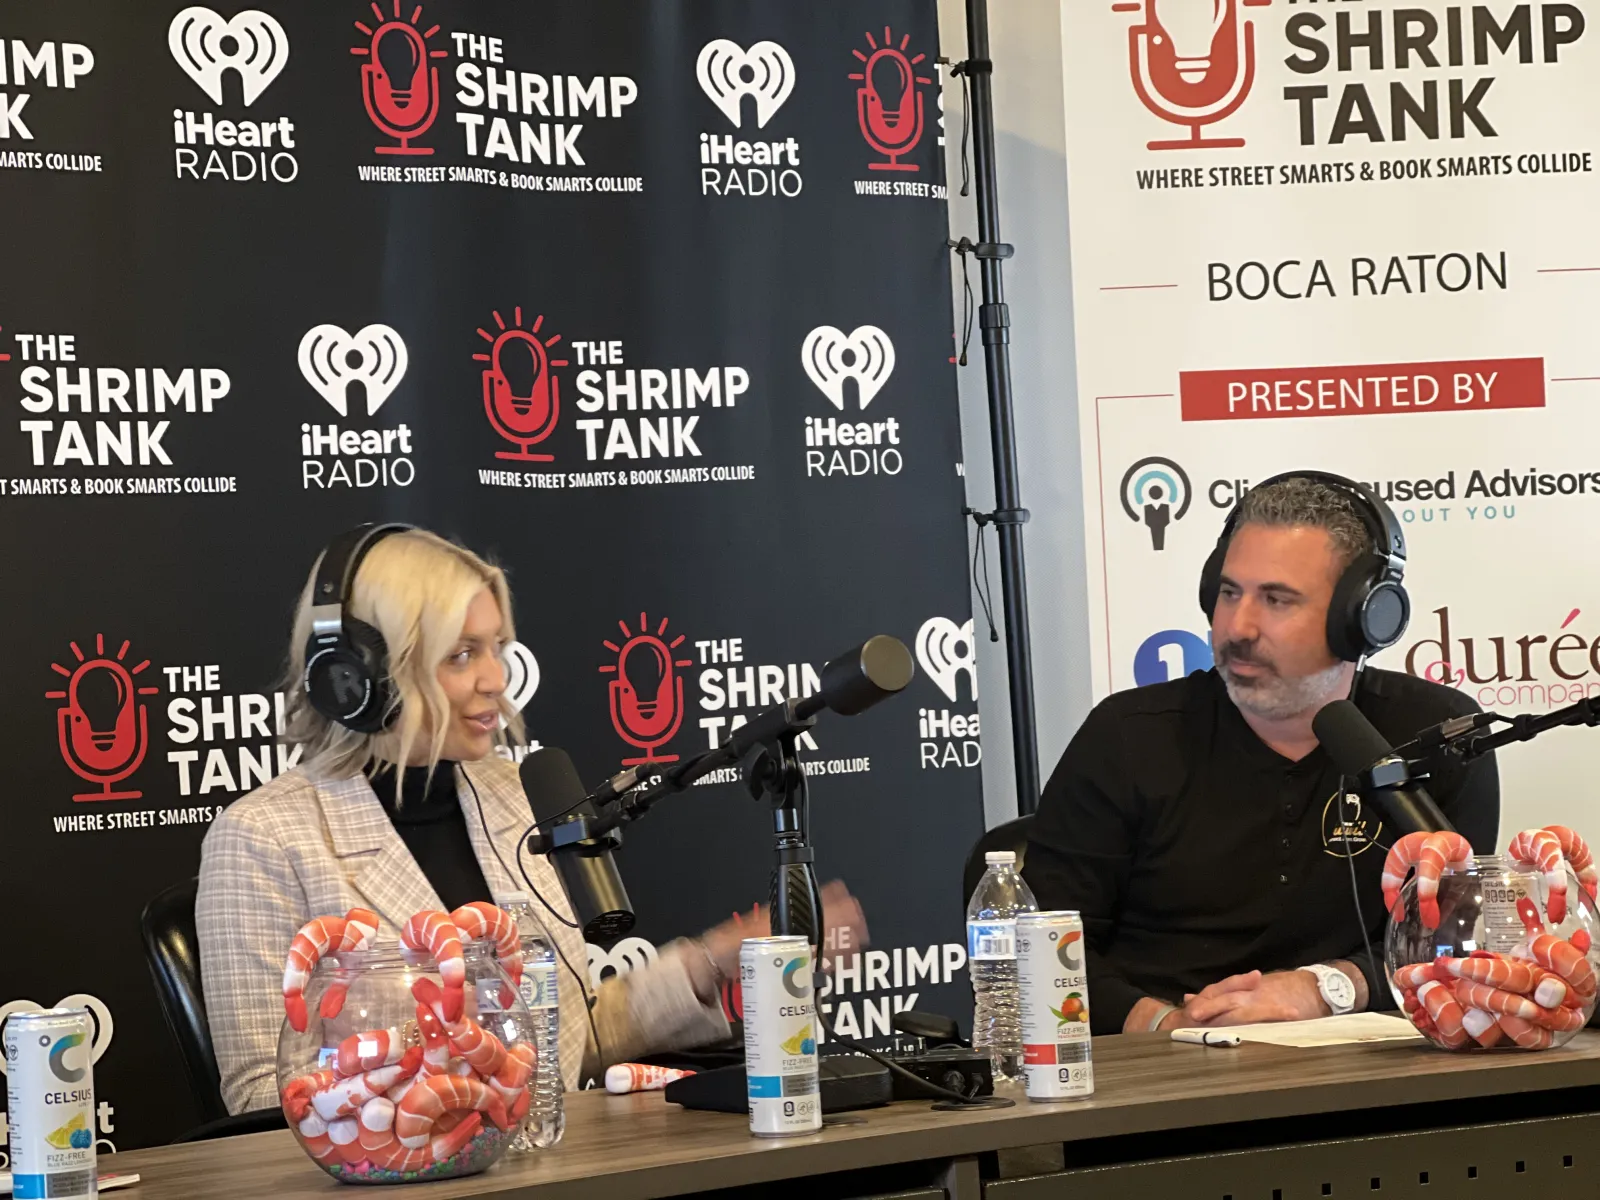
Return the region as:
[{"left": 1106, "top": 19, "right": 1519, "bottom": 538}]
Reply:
[
  {"left": 474, "top": 307, "right": 567, "bottom": 462},
  {"left": 601, "top": 614, "right": 691, "bottom": 767},
  {"left": 46, "top": 634, "right": 159, "bottom": 802},
  {"left": 850, "top": 27, "right": 931, "bottom": 172},
  {"left": 353, "top": 0, "right": 447, "bottom": 156},
  {"left": 1115, "top": 0, "right": 1268, "bottom": 150}
]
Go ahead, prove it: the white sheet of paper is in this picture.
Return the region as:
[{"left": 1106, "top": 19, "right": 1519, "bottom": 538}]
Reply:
[{"left": 1171, "top": 1012, "right": 1425, "bottom": 1048}]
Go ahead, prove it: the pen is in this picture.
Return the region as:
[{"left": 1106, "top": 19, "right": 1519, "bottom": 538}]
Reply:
[{"left": 1171, "top": 1029, "right": 1242, "bottom": 1047}]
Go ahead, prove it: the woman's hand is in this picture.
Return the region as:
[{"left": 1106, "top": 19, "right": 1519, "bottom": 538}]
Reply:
[{"left": 698, "top": 880, "right": 870, "bottom": 981}]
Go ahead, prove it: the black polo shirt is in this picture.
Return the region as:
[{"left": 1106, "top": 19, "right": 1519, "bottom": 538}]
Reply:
[{"left": 1023, "top": 667, "right": 1500, "bottom": 1034}]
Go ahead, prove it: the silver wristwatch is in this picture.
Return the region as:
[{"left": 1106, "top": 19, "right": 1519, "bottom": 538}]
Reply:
[{"left": 1298, "top": 963, "right": 1357, "bottom": 1015}]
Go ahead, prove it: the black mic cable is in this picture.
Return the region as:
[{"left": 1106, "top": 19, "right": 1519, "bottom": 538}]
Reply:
[{"left": 461, "top": 763, "right": 605, "bottom": 1086}]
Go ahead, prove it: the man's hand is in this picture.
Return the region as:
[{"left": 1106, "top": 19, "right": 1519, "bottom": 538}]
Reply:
[
  {"left": 1182, "top": 966, "right": 1357, "bottom": 1026},
  {"left": 1122, "top": 994, "right": 1193, "bottom": 1034}
]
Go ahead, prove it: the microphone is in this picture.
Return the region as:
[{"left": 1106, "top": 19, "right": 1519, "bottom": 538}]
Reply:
[
  {"left": 1121, "top": 0, "right": 1257, "bottom": 150},
  {"left": 479, "top": 312, "right": 560, "bottom": 462},
  {"left": 605, "top": 621, "right": 689, "bottom": 766},
  {"left": 518, "top": 748, "right": 635, "bottom": 942},
  {"left": 856, "top": 43, "right": 926, "bottom": 171},
  {"left": 724, "top": 634, "right": 915, "bottom": 755},
  {"left": 1312, "top": 700, "right": 1456, "bottom": 835},
  {"left": 49, "top": 639, "right": 154, "bottom": 803},
  {"left": 358, "top": 15, "right": 442, "bottom": 155}
]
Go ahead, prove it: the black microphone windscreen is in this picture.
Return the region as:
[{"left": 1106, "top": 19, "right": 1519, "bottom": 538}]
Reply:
[
  {"left": 517, "top": 747, "right": 590, "bottom": 822},
  {"left": 1312, "top": 700, "right": 1396, "bottom": 775},
  {"left": 819, "top": 634, "right": 915, "bottom": 716}
]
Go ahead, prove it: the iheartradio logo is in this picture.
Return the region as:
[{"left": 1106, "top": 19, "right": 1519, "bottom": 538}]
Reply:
[
  {"left": 600, "top": 614, "right": 692, "bottom": 767},
  {"left": 168, "top": 7, "right": 289, "bottom": 106},
  {"left": 499, "top": 640, "right": 540, "bottom": 729},
  {"left": 298, "top": 323, "right": 408, "bottom": 417},
  {"left": 696, "top": 40, "right": 795, "bottom": 129},
  {"left": 46, "top": 634, "right": 160, "bottom": 803},
  {"left": 916, "top": 617, "right": 977, "bottom": 703},
  {"left": 802, "top": 325, "right": 895, "bottom": 411}
]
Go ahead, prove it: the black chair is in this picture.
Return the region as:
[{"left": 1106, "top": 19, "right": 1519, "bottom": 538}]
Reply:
[
  {"left": 962, "top": 814, "right": 1035, "bottom": 903},
  {"left": 139, "top": 878, "right": 286, "bottom": 1142}
]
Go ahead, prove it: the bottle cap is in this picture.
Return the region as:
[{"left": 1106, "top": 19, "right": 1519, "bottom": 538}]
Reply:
[
  {"left": 984, "top": 851, "right": 1016, "bottom": 865},
  {"left": 499, "top": 890, "right": 530, "bottom": 904}
]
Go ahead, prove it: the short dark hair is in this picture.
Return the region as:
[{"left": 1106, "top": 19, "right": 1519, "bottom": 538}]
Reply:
[{"left": 1233, "top": 476, "right": 1371, "bottom": 570}]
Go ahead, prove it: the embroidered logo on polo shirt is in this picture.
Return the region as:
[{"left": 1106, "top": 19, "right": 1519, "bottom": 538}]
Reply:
[{"left": 1322, "top": 789, "right": 1383, "bottom": 856}]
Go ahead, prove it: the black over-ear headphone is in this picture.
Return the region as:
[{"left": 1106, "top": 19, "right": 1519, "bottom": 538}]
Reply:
[
  {"left": 1197, "top": 470, "right": 1409, "bottom": 663},
  {"left": 303, "top": 523, "right": 414, "bottom": 732}
]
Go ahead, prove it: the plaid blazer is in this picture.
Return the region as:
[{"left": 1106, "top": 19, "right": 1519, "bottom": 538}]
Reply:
[{"left": 196, "top": 756, "right": 727, "bottom": 1115}]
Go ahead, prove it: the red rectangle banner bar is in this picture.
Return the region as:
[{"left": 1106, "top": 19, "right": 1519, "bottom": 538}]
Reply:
[{"left": 1180, "top": 357, "right": 1546, "bottom": 422}]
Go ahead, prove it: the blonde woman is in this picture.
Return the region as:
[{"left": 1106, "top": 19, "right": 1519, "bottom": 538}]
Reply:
[{"left": 197, "top": 524, "right": 866, "bottom": 1115}]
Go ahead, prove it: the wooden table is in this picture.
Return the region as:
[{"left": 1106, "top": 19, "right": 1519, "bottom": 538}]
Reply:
[{"left": 105, "top": 1032, "right": 1600, "bottom": 1199}]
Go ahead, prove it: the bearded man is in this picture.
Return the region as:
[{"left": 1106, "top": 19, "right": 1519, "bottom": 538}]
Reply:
[{"left": 1024, "top": 473, "right": 1499, "bottom": 1034}]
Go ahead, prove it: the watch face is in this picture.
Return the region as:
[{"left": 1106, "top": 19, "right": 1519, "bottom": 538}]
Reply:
[{"left": 1326, "top": 972, "right": 1356, "bottom": 1007}]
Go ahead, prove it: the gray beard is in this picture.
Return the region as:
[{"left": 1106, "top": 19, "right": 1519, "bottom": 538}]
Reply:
[{"left": 1222, "top": 658, "right": 1348, "bottom": 723}]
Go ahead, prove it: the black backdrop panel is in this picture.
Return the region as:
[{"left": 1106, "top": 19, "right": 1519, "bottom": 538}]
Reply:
[{"left": 0, "top": 0, "right": 981, "bottom": 1150}]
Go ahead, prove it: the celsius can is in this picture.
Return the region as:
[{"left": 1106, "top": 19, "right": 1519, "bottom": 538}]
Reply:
[
  {"left": 4, "top": 1007, "right": 97, "bottom": 1199},
  {"left": 740, "top": 936, "right": 822, "bottom": 1137},
  {"left": 1017, "top": 911, "right": 1093, "bottom": 1102}
]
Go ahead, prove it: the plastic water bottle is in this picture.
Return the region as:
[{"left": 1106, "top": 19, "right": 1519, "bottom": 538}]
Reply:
[
  {"left": 500, "top": 892, "right": 565, "bottom": 1149},
  {"left": 966, "top": 850, "right": 1037, "bottom": 1083}
]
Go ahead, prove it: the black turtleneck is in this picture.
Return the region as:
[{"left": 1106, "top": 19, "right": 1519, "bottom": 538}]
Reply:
[{"left": 367, "top": 762, "right": 493, "bottom": 913}]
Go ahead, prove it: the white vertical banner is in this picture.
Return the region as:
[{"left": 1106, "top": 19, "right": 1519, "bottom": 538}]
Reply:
[{"left": 1059, "top": 0, "right": 1600, "bottom": 835}]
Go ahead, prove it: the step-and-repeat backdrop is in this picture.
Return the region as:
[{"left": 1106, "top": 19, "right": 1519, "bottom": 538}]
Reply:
[
  {"left": 1060, "top": 1, "right": 1599, "bottom": 831},
  {"left": 0, "top": 0, "right": 982, "bottom": 1150}
]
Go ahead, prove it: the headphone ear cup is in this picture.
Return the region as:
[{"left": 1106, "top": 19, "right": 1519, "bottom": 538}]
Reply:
[
  {"left": 1197, "top": 542, "right": 1227, "bottom": 622},
  {"left": 304, "top": 618, "right": 397, "bottom": 733},
  {"left": 1325, "top": 552, "right": 1384, "bottom": 662},
  {"left": 341, "top": 616, "right": 397, "bottom": 732},
  {"left": 1360, "top": 580, "right": 1411, "bottom": 654}
]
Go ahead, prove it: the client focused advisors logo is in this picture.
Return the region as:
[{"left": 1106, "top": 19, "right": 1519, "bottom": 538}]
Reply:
[
  {"left": 802, "top": 325, "right": 902, "bottom": 479},
  {"left": 1115, "top": 0, "right": 1265, "bottom": 152},
  {"left": 850, "top": 27, "right": 931, "bottom": 172},
  {"left": 600, "top": 613, "right": 691, "bottom": 767},
  {"left": 168, "top": 8, "right": 288, "bottom": 106},
  {"left": 695, "top": 39, "right": 802, "bottom": 197},
  {"left": 475, "top": 307, "right": 566, "bottom": 462},
  {"left": 46, "top": 634, "right": 160, "bottom": 803},
  {"left": 916, "top": 617, "right": 980, "bottom": 770},
  {"left": 1120, "top": 456, "right": 1191, "bottom": 551},
  {"left": 353, "top": 0, "right": 448, "bottom": 156},
  {"left": 168, "top": 7, "right": 298, "bottom": 184},
  {"left": 296, "top": 322, "right": 415, "bottom": 489}
]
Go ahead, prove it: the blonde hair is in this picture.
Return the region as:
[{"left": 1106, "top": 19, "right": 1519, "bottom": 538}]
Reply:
[{"left": 281, "top": 528, "right": 524, "bottom": 783}]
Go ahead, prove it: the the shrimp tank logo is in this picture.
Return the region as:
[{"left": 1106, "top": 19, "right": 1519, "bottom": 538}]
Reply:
[{"left": 46, "top": 634, "right": 161, "bottom": 802}]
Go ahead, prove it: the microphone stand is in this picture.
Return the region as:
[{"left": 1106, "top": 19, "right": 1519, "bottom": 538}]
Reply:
[
  {"left": 1420, "top": 695, "right": 1600, "bottom": 767},
  {"left": 541, "top": 696, "right": 828, "bottom": 944}
]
